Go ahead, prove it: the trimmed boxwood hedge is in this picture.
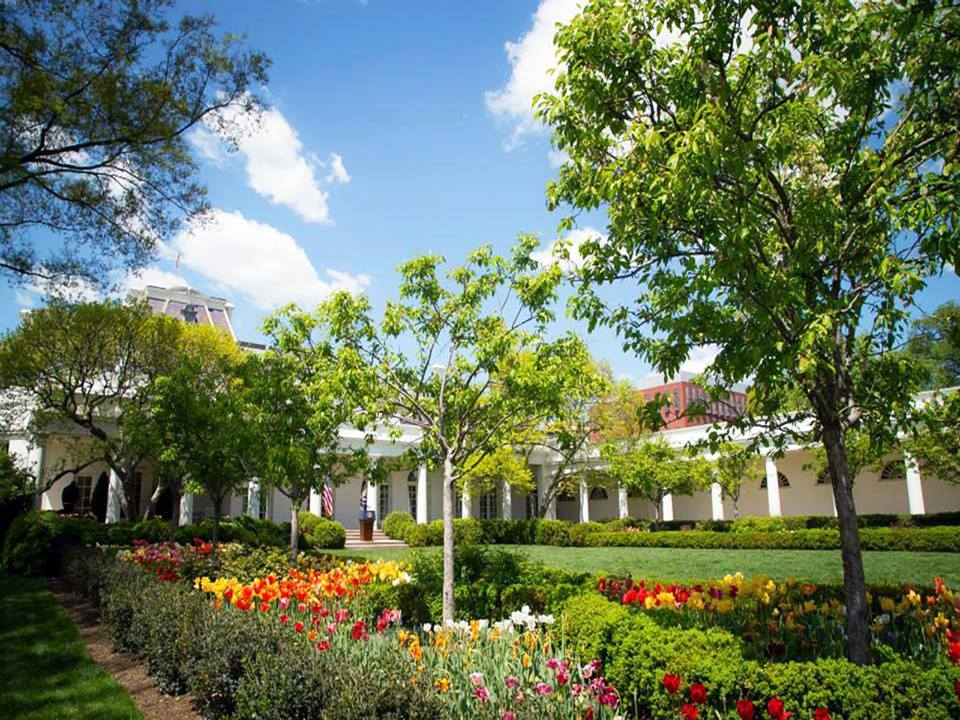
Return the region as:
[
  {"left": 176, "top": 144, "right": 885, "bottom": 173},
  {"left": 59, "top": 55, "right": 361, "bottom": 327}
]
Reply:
[
  {"left": 559, "top": 594, "right": 960, "bottom": 720},
  {"left": 584, "top": 526, "right": 960, "bottom": 552}
]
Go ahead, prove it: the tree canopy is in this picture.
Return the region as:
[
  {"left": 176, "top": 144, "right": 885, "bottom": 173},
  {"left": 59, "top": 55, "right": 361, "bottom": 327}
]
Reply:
[
  {"left": 323, "top": 237, "right": 593, "bottom": 624},
  {"left": 0, "top": 0, "right": 269, "bottom": 286},
  {"left": 538, "top": 0, "right": 958, "bottom": 663}
]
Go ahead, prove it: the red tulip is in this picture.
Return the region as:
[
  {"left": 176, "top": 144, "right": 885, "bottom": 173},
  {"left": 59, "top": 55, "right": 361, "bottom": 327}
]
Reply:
[
  {"left": 689, "top": 683, "right": 707, "bottom": 704},
  {"left": 736, "top": 699, "right": 755, "bottom": 720},
  {"left": 681, "top": 703, "right": 699, "bottom": 720},
  {"left": 662, "top": 673, "right": 681, "bottom": 694},
  {"left": 814, "top": 709, "right": 831, "bottom": 720}
]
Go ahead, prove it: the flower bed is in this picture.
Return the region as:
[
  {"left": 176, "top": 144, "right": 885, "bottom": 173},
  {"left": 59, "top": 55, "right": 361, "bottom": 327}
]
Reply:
[
  {"left": 596, "top": 573, "right": 959, "bottom": 664},
  {"left": 81, "top": 543, "right": 621, "bottom": 720}
]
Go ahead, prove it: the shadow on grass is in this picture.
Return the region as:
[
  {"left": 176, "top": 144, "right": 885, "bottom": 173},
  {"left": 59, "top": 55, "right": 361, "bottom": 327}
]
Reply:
[{"left": 0, "top": 576, "right": 142, "bottom": 720}]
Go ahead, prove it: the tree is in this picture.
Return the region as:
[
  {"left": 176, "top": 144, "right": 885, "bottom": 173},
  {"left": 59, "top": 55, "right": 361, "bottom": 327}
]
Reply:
[
  {"left": 146, "top": 323, "right": 248, "bottom": 544},
  {"left": 538, "top": 0, "right": 958, "bottom": 663},
  {"left": 528, "top": 357, "right": 613, "bottom": 516},
  {"left": 904, "top": 391, "right": 960, "bottom": 484},
  {"left": 601, "top": 436, "right": 712, "bottom": 525},
  {"left": 0, "top": 0, "right": 269, "bottom": 286},
  {"left": 905, "top": 302, "right": 960, "bottom": 389},
  {"left": 324, "top": 238, "right": 590, "bottom": 624},
  {"left": 713, "top": 441, "right": 762, "bottom": 519},
  {"left": 246, "top": 306, "right": 379, "bottom": 561},
  {"left": 0, "top": 300, "right": 181, "bottom": 519}
]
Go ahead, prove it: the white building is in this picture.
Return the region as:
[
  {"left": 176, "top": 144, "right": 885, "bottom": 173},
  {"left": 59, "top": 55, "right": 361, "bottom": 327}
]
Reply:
[{"left": 3, "top": 285, "right": 958, "bottom": 529}]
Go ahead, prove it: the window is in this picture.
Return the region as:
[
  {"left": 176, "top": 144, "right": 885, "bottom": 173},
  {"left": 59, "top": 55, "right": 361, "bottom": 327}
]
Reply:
[
  {"left": 258, "top": 488, "right": 268, "bottom": 520},
  {"left": 479, "top": 490, "right": 499, "bottom": 520},
  {"left": 761, "top": 472, "right": 791, "bottom": 489},
  {"left": 76, "top": 475, "right": 93, "bottom": 516},
  {"left": 378, "top": 481, "right": 391, "bottom": 517},
  {"left": 407, "top": 481, "right": 417, "bottom": 519},
  {"left": 182, "top": 304, "right": 198, "bottom": 323},
  {"left": 455, "top": 492, "right": 463, "bottom": 517},
  {"left": 589, "top": 487, "right": 609, "bottom": 501},
  {"left": 880, "top": 461, "right": 905, "bottom": 482}
]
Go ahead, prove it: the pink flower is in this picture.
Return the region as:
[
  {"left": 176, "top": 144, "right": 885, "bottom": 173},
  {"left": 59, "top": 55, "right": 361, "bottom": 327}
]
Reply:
[
  {"left": 470, "top": 672, "right": 484, "bottom": 687},
  {"left": 502, "top": 712, "right": 515, "bottom": 720},
  {"left": 279, "top": 597, "right": 290, "bottom": 610},
  {"left": 504, "top": 676, "right": 519, "bottom": 689},
  {"left": 298, "top": 602, "right": 308, "bottom": 613},
  {"left": 513, "top": 691, "right": 525, "bottom": 703},
  {"left": 534, "top": 683, "right": 553, "bottom": 696},
  {"left": 335, "top": 608, "right": 349, "bottom": 623},
  {"left": 546, "top": 657, "right": 562, "bottom": 671},
  {"left": 557, "top": 670, "right": 571, "bottom": 686},
  {"left": 473, "top": 687, "right": 490, "bottom": 703}
]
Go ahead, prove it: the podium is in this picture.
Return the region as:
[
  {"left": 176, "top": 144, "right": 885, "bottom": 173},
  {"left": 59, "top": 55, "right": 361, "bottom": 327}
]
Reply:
[{"left": 358, "top": 510, "right": 376, "bottom": 542}]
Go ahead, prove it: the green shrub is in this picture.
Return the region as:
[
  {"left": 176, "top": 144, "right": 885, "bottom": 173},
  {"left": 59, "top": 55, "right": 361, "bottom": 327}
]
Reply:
[
  {"left": 453, "top": 517, "right": 483, "bottom": 545},
  {"left": 569, "top": 520, "right": 605, "bottom": 546},
  {"left": 586, "top": 526, "right": 960, "bottom": 552},
  {"left": 302, "top": 516, "right": 346, "bottom": 549},
  {"left": 534, "top": 518, "right": 573, "bottom": 546},
  {"left": 234, "top": 633, "right": 330, "bottom": 720},
  {"left": 558, "top": 595, "right": 960, "bottom": 720},
  {"left": 382, "top": 510, "right": 414, "bottom": 539},
  {"left": 140, "top": 577, "right": 205, "bottom": 694},
  {"left": 405, "top": 519, "right": 443, "bottom": 547},
  {"left": 101, "top": 563, "right": 151, "bottom": 654}
]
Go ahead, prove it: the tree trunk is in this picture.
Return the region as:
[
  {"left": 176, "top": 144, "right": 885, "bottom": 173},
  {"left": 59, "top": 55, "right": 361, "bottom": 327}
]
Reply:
[
  {"left": 212, "top": 496, "right": 223, "bottom": 547},
  {"left": 442, "top": 453, "right": 456, "bottom": 625},
  {"left": 169, "top": 492, "right": 179, "bottom": 542},
  {"left": 290, "top": 501, "right": 300, "bottom": 562},
  {"left": 143, "top": 483, "right": 164, "bottom": 519},
  {"left": 822, "top": 422, "right": 871, "bottom": 664}
]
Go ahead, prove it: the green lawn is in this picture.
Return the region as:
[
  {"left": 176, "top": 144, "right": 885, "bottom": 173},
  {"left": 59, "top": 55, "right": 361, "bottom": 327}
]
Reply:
[
  {"left": 331, "top": 545, "right": 960, "bottom": 585},
  {"left": 0, "top": 576, "right": 142, "bottom": 720}
]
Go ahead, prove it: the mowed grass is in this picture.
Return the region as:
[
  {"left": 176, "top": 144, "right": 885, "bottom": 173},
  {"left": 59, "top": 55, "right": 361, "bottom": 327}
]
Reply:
[
  {"left": 331, "top": 545, "right": 960, "bottom": 585},
  {"left": 0, "top": 576, "right": 142, "bottom": 720}
]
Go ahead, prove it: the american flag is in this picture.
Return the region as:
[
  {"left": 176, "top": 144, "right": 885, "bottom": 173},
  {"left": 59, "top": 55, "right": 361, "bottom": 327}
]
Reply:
[{"left": 322, "top": 481, "right": 335, "bottom": 519}]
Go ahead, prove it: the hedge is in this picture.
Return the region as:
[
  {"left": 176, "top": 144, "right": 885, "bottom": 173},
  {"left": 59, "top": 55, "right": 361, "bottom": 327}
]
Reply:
[
  {"left": 1, "top": 510, "right": 346, "bottom": 575},
  {"left": 584, "top": 526, "right": 960, "bottom": 552},
  {"left": 559, "top": 594, "right": 960, "bottom": 720},
  {"left": 382, "top": 510, "right": 415, "bottom": 539}
]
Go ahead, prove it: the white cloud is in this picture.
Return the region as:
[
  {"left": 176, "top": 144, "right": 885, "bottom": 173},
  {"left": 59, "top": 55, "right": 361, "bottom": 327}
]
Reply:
[
  {"left": 484, "top": 0, "right": 583, "bottom": 149},
  {"left": 325, "top": 153, "right": 351, "bottom": 185},
  {"left": 172, "top": 209, "right": 370, "bottom": 310},
  {"left": 486, "top": 2, "right": 753, "bottom": 151},
  {"left": 195, "top": 97, "right": 349, "bottom": 224},
  {"left": 122, "top": 267, "right": 187, "bottom": 292},
  {"left": 14, "top": 290, "right": 36, "bottom": 309},
  {"left": 531, "top": 226, "right": 606, "bottom": 272},
  {"left": 681, "top": 345, "right": 720, "bottom": 374}
]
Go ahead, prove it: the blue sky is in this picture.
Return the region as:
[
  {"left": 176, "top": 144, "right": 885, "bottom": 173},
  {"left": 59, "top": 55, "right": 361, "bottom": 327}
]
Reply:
[{"left": 2, "top": 0, "right": 957, "bottom": 383}]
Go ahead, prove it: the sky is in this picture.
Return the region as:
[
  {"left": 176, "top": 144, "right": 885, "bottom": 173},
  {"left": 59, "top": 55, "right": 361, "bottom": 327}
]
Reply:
[{"left": 2, "top": 0, "right": 957, "bottom": 385}]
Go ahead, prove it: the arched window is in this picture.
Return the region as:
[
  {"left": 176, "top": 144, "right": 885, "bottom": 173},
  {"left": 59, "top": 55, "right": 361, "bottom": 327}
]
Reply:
[
  {"left": 589, "top": 487, "right": 609, "bottom": 500},
  {"left": 760, "top": 472, "right": 791, "bottom": 489},
  {"left": 880, "top": 461, "right": 905, "bottom": 481}
]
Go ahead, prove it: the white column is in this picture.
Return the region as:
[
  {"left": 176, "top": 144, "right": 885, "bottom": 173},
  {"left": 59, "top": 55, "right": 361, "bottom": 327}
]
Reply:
[
  {"left": 367, "top": 478, "right": 379, "bottom": 525},
  {"left": 461, "top": 489, "right": 471, "bottom": 519},
  {"left": 578, "top": 477, "right": 590, "bottom": 523},
  {"left": 710, "top": 482, "right": 725, "bottom": 521},
  {"left": 501, "top": 479, "right": 512, "bottom": 520},
  {"left": 106, "top": 469, "right": 122, "bottom": 523},
  {"left": 179, "top": 494, "right": 194, "bottom": 526},
  {"left": 27, "top": 441, "right": 46, "bottom": 510},
  {"left": 618, "top": 484, "right": 629, "bottom": 519},
  {"left": 247, "top": 478, "right": 260, "bottom": 518},
  {"left": 309, "top": 488, "right": 322, "bottom": 516},
  {"left": 540, "top": 465, "right": 557, "bottom": 519},
  {"left": 661, "top": 493, "right": 674, "bottom": 522},
  {"left": 765, "top": 456, "right": 782, "bottom": 517},
  {"left": 417, "top": 464, "right": 429, "bottom": 524},
  {"left": 904, "top": 452, "right": 925, "bottom": 515}
]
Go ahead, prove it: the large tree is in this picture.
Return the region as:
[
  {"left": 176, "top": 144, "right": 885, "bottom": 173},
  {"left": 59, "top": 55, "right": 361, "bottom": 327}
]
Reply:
[
  {"left": 146, "top": 322, "right": 249, "bottom": 544},
  {"left": 0, "top": 300, "right": 181, "bottom": 519},
  {"left": 0, "top": 0, "right": 269, "bottom": 286},
  {"left": 246, "top": 306, "right": 379, "bottom": 561},
  {"left": 538, "top": 0, "right": 958, "bottom": 662},
  {"left": 324, "top": 238, "right": 591, "bottom": 624},
  {"left": 905, "top": 301, "right": 960, "bottom": 389}
]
